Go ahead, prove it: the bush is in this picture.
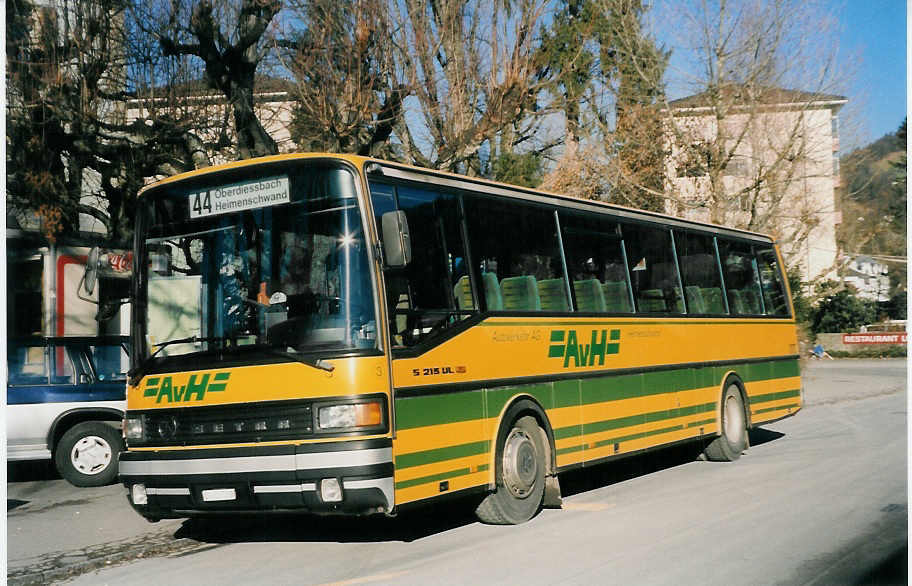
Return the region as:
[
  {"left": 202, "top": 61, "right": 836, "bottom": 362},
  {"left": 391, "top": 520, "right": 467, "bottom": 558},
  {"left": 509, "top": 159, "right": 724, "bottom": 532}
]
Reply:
[
  {"left": 828, "top": 346, "right": 907, "bottom": 358},
  {"left": 810, "top": 287, "right": 877, "bottom": 335}
]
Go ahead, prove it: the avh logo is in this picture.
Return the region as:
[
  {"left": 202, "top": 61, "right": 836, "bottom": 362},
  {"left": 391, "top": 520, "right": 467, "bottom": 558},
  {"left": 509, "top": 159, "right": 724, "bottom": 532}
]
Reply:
[
  {"left": 548, "top": 329, "right": 620, "bottom": 367},
  {"left": 143, "top": 372, "right": 231, "bottom": 403}
]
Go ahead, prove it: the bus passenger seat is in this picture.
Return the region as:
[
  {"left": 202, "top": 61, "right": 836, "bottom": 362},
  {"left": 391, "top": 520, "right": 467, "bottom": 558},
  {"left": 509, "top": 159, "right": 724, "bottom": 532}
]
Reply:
[
  {"left": 742, "top": 289, "right": 762, "bottom": 314},
  {"left": 482, "top": 272, "right": 504, "bottom": 311},
  {"left": 574, "top": 279, "right": 607, "bottom": 312},
  {"left": 684, "top": 285, "right": 707, "bottom": 314},
  {"left": 728, "top": 289, "right": 746, "bottom": 314},
  {"left": 701, "top": 287, "right": 726, "bottom": 314},
  {"left": 501, "top": 275, "right": 541, "bottom": 311},
  {"left": 638, "top": 289, "right": 666, "bottom": 312},
  {"left": 453, "top": 276, "right": 475, "bottom": 311},
  {"left": 538, "top": 279, "right": 570, "bottom": 311},
  {"left": 603, "top": 281, "right": 632, "bottom": 312}
]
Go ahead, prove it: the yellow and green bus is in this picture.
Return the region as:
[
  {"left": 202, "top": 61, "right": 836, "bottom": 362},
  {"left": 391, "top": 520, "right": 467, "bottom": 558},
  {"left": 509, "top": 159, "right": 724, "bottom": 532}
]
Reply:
[{"left": 119, "top": 153, "right": 801, "bottom": 524}]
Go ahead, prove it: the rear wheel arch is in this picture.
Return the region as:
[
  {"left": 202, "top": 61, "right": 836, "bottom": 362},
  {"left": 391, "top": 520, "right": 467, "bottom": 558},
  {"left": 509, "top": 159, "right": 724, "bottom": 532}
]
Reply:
[
  {"left": 490, "top": 396, "right": 556, "bottom": 477},
  {"left": 717, "top": 371, "right": 751, "bottom": 430}
]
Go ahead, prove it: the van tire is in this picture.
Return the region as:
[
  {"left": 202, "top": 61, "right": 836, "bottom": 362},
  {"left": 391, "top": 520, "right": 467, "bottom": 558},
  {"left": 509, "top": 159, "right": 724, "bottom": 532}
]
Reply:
[{"left": 54, "top": 422, "right": 123, "bottom": 487}]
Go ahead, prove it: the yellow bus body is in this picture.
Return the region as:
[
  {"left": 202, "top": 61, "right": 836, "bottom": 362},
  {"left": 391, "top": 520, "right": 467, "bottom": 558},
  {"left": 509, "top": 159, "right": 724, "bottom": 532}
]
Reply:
[{"left": 122, "top": 153, "right": 801, "bottom": 520}]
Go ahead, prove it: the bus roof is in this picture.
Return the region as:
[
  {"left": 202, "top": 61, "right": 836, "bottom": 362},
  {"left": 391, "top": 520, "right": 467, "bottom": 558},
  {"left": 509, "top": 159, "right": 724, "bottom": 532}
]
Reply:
[{"left": 140, "top": 153, "right": 778, "bottom": 244}]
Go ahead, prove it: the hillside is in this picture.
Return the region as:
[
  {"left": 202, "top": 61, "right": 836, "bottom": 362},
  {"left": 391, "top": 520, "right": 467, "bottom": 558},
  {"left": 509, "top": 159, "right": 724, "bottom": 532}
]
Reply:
[{"left": 838, "top": 120, "right": 906, "bottom": 291}]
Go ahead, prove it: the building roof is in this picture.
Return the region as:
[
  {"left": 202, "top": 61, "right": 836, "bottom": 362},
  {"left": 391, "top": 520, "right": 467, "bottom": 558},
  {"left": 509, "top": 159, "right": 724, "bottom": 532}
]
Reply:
[{"left": 669, "top": 84, "right": 847, "bottom": 111}]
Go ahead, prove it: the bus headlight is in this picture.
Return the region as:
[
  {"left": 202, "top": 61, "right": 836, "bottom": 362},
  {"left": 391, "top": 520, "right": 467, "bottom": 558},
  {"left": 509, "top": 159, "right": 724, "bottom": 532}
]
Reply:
[
  {"left": 125, "top": 417, "right": 144, "bottom": 440},
  {"left": 317, "top": 401, "right": 383, "bottom": 431}
]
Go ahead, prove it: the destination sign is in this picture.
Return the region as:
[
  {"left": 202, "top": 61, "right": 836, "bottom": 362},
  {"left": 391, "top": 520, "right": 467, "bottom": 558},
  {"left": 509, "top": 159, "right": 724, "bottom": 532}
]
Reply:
[{"left": 188, "top": 176, "right": 290, "bottom": 218}]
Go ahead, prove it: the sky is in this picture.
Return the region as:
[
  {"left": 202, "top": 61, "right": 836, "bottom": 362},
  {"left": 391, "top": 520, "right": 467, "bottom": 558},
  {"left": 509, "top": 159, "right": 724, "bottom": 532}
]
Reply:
[
  {"left": 836, "top": 0, "right": 907, "bottom": 148},
  {"left": 652, "top": 1, "right": 907, "bottom": 153}
]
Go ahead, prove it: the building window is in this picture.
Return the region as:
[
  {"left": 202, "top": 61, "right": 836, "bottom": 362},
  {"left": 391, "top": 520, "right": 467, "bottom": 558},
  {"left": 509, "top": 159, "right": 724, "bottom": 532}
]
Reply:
[
  {"left": 833, "top": 152, "right": 840, "bottom": 176},
  {"left": 831, "top": 116, "right": 839, "bottom": 138},
  {"left": 723, "top": 156, "right": 751, "bottom": 177}
]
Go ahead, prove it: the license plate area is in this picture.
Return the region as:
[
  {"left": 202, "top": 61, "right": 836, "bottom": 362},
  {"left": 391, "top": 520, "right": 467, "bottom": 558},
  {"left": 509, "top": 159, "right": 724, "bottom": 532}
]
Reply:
[{"left": 201, "top": 488, "right": 236, "bottom": 502}]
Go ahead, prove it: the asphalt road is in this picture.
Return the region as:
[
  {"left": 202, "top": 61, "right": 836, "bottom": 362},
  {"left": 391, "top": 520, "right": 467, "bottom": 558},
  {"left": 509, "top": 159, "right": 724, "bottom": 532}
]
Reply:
[{"left": 6, "top": 358, "right": 907, "bottom": 585}]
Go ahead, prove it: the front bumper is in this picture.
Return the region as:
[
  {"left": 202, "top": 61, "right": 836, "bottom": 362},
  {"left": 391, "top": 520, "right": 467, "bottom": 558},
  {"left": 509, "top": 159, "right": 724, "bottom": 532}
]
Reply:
[{"left": 119, "top": 438, "right": 393, "bottom": 519}]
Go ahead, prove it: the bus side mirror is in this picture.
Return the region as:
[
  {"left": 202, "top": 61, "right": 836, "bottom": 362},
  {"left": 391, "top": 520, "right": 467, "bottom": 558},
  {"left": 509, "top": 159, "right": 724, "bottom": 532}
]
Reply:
[
  {"left": 381, "top": 211, "right": 412, "bottom": 267},
  {"left": 84, "top": 247, "right": 101, "bottom": 295}
]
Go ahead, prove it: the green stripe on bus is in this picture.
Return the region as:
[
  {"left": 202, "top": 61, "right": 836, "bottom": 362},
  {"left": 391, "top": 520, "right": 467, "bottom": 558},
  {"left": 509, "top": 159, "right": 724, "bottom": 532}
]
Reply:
[
  {"left": 556, "top": 418, "right": 716, "bottom": 457},
  {"left": 749, "top": 389, "right": 801, "bottom": 404},
  {"left": 395, "top": 464, "right": 490, "bottom": 490},
  {"left": 394, "top": 359, "right": 799, "bottom": 430},
  {"left": 479, "top": 319, "right": 794, "bottom": 327},
  {"left": 396, "top": 389, "right": 485, "bottom": 430},
  {"left": 754, "top": 403, "right": 800, "bottom": 415},
  {"left": 564, "top": 402, "right": 715, "bottom": 438},
  {"left": 395, "top": 440, "right": 489, "bottom": 469}
]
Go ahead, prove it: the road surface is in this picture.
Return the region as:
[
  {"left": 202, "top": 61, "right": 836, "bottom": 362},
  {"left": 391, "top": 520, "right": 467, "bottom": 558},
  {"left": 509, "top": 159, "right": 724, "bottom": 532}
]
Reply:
[{"left": 6, "top": 359, "right": 907, "bottom": 585}]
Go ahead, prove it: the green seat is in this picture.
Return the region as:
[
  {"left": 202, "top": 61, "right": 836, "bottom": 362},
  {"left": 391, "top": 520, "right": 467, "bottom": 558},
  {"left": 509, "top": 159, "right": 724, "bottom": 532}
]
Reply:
[
  {"left": 603, "top": 281, "right": 632, "bottom": 312},
  {"left": 454, "top": 276, "right": 473, "bottom": 310},
  {"left": 728, "top": 289, "right": 746, "bottom": 314},
  {"left": 684, "top": 285, "right": 707, "bottom": 314},
  {"left": 482, "top": 272, "right": 504, "bottom": 311},
  {"left": 573, "top": 279, "right": 607, "bottom": 312},
  {"left": 453, "top": 272, "right": 503, "bottom": 311},
  {"left": 701, "top": 287, "right": 727, "bottom": 314},
  {"left": 501, "top": 276, "right": 541, "bottom": 311},
  {"left": 741, "top": 288, "right": 762, "bottom": 314},
  {"left": 538, "top": 278, "right": 570, "bottom": 311},
  {"left": 637, "top": 288, "right": 666, "bottom": 313}
]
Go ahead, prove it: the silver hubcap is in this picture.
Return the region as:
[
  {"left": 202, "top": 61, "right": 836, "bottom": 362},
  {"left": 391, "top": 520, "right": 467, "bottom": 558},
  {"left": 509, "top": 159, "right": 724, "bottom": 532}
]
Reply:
[
  {"left": 723, "top": 388, "right": 744, "bottom": 443},
  {"left": 502, "top": 428, "right": 538, "bottom": 498},
  {"left": 71, "top": 435, "right": 113, "bottom": 475}
]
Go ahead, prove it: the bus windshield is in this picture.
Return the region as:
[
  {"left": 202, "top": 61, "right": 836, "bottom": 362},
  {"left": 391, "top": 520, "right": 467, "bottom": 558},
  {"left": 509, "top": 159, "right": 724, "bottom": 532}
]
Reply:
[{"left": 135, "top": 164, "right": 376, "bottom": 362}]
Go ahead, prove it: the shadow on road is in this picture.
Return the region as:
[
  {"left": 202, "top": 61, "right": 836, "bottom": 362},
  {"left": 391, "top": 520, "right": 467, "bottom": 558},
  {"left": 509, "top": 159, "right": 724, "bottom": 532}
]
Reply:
[
  {"left": 7, "top": 460, "right": 59, "bottom": 483},
  {"left": 174, "top": 496, "right": 482, "bottom": 544},
  {"left": 172, "top": 429, "right": 788, "bottom": 545}
]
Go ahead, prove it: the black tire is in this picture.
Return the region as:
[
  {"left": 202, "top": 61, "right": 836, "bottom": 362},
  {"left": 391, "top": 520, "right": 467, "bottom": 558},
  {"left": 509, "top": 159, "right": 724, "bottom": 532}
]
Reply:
[
  {"left": 475, "top": 415, "right": 546, "bottom": 525},
  {"left": 704, "top": 382, "right": 748, "bottom": 462},
  {"left": 54, "top": 422, "right": 123, "bottom": 487}
]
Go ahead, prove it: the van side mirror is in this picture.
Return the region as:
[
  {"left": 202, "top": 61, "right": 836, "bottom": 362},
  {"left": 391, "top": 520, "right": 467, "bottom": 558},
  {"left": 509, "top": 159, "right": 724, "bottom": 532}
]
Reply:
[
  {"left": 84, "top": 247, "right": 100, "bottom": 295},
  {"left": 381, "top": 211, "right": 412, "bottom": 267}
]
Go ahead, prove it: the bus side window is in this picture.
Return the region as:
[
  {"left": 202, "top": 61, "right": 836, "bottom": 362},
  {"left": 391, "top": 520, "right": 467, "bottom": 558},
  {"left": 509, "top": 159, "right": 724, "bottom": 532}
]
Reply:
[
  {"left": 369, "top": 181, "right": 470, "bottom": 347},
  {"left": 755, "top": 246, "right": 790, "bottom": 316},
  {"left": 559, "top": 211, "right": 631, "bottom": 313},
  {"left": 718, "top": 239, "right": 764, "bottom": 315},
  {"left": 675, "top": 230, "right": 727, "bottom": 315},
  {"left": 623, "top": 224, "right": 684, "bottom": 314},
  {"left": 464, "top": 196, "right": 566, "bottom": 313}
]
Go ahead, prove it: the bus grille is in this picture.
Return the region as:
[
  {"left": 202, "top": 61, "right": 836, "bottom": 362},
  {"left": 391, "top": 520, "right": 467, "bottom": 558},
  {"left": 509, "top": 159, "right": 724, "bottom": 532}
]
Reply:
[{"left": 128, "top": 400, "right": 316, "bottom": 447}]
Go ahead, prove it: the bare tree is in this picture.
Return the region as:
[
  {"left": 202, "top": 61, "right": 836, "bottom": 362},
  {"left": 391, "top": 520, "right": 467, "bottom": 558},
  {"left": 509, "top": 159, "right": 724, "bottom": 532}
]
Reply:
[
  {"left": 157, "top": 0, "right": 281, "bottom": 160},
  {"left": 279, "top": 0, "right": 407, "bottom": 158},
  {"left": 659, "top": 0, "right": 850, "bottom": 280},
  {"left": 391, "top": 0, "right": 554, "bottom": 175},
  {"left": 6, "top": 0, "right": 217, "bottom": 244}
]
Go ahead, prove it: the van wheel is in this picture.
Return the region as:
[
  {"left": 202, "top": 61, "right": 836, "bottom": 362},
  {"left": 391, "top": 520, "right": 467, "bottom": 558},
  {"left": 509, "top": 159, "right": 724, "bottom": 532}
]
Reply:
[
  {"left": 475, "top": 416, "right": 545, "bottom": 525},
  {"left": 54, "top": 422, "right": 123, "bottom": 487},
  {"left": 704, "top": 382, "right": 748, "bottom": 462}
]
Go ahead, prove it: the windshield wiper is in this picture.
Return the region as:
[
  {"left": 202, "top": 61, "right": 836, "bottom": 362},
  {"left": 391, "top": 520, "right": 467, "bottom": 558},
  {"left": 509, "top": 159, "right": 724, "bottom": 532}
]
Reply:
[
  {"left": 256, "top": 346, "right": 335, "bottom": 373},
  {"left": 128, "top": 336, "right": 228, "bottom": 386}
]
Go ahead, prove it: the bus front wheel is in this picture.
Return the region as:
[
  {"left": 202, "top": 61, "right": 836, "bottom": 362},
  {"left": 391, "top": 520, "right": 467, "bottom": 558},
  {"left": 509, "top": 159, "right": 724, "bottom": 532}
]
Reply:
[
  {"left": 705, "top": 382, "right": 748, "bottom": 462},
  {"left": 475, "top": 415, "right": 545, "bottom": 525}
]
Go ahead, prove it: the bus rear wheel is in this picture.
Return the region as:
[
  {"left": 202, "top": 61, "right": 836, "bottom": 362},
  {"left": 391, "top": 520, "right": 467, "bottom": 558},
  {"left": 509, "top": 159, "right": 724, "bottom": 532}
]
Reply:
[
  {"left": 475, "top": 415, "right": 545, "bottom": 525},
  {"left": 704, "top": 382, "right": 748, "bottom": 462}
]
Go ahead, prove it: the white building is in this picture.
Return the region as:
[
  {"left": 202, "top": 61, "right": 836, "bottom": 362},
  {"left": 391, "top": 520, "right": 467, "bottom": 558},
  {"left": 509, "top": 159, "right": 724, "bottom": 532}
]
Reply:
[
  {"left": 842, "top": 256, "right": 891, "bottom": 302},
  {"left": 664, "top": 85, "right": 847, "bottom": 283}
]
